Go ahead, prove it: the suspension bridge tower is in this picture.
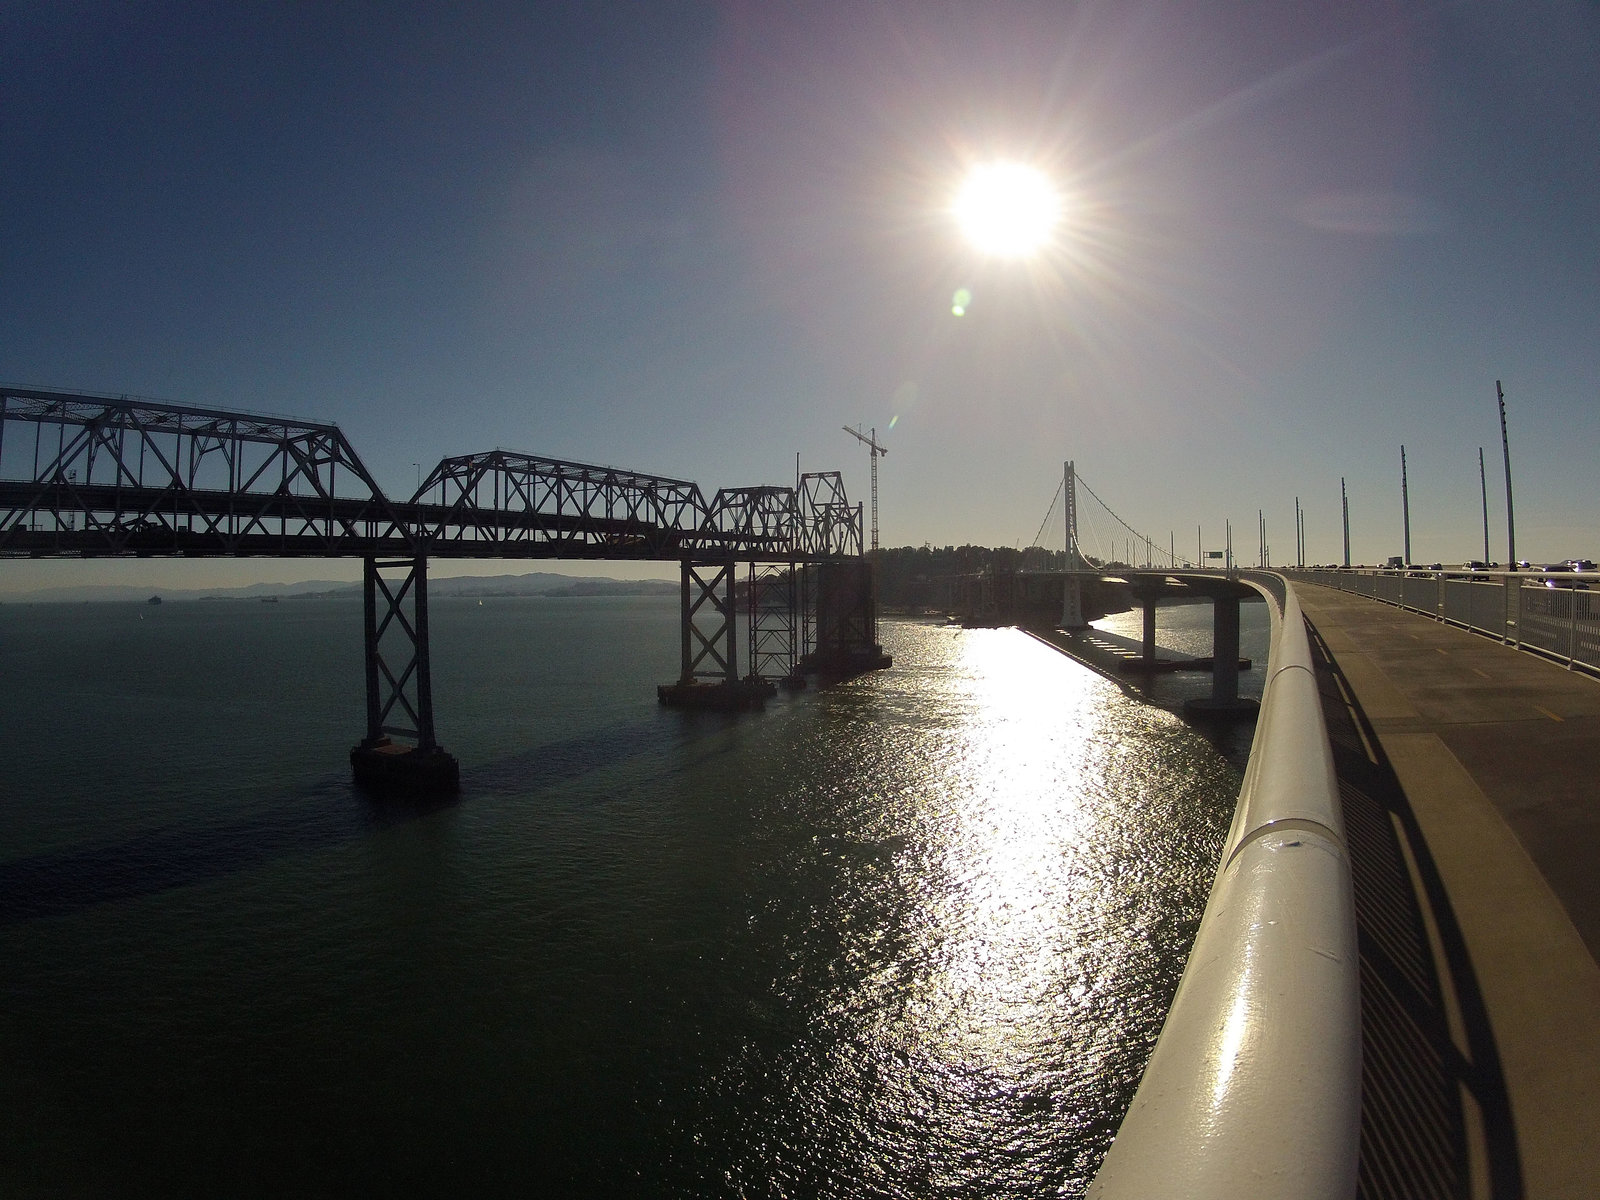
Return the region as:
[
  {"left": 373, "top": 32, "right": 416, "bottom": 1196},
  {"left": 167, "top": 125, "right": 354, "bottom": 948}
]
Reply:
[{"left": 1062, "top": 459, "right": 1087, "bottom": 629}]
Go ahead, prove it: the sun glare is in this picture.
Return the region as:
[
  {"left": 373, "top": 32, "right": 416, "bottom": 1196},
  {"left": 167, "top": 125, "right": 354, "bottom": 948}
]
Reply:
[{"left": 953, "top": 162, "right": 1061, "bottom": 258}]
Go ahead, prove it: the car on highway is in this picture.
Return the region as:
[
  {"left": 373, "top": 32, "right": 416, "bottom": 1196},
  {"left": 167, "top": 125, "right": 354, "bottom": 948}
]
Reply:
[{"left": 1541, "top": 562, "right": 1591, "bottom": 589}]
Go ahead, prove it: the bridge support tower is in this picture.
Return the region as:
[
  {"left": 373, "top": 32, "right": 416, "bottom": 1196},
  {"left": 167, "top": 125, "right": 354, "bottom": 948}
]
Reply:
[
  {"left": 351, "top": 555, "right": 461, "bottom": 794},
  {"left": 749, "top": 562, "right": 806, "bottom": 691},
  {"left": 658, "top": 558, "right": 776, "bottom": 710},
  {"left": 1061, "top": 460, "right": 1088, "bottom": 629},
  {"left": 801, "top": 559, "right": 892, "bottom": 677},
  {"left": 1184, "top": 594, "right": 1259, "bottom": 720}
]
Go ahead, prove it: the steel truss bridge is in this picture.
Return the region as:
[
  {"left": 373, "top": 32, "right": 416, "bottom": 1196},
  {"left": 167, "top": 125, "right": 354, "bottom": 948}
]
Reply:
[{"left": 1, "top": 387, "right": 886, "bottom": 788}]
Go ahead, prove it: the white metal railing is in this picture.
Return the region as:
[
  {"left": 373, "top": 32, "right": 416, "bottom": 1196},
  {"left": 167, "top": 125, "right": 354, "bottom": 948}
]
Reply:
[
  {"left": 1287, "top": 567, "right": 1600, "bottom": 676},
  {"left": 1089, "top": 575, "right": 1360, "bottom": 1199}
]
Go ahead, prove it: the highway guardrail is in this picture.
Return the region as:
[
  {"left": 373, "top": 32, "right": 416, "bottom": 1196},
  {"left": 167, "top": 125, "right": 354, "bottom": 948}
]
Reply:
[{"left": 1287, "top": 566, "right": 1600, "bottom": 676}]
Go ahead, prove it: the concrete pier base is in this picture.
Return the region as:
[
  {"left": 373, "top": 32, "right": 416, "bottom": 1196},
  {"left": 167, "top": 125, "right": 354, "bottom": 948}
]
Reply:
[
  {"left": 1182, "top": 694, "right": 1261, "bottom": 720},
  {"left": 1182, "top": 594, "right": 1258, "bottom": 719},
  {"left": 799, "top": 644, "right": 894, "bottom": 678},
  {"left": 350, "top": 736, "right": 461, "bottom": 795},
  {"left": 657, "top": 678, "right": 775, "bottom": 711}
]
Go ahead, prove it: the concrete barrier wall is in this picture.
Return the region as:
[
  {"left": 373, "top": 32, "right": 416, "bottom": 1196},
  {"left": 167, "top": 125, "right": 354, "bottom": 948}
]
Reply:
[{"left": 1088, "top": 575, "right": 1360, "bottom": 1200}]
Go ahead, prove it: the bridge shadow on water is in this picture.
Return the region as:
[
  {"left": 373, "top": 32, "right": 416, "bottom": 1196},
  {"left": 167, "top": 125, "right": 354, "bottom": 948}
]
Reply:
[
  {"left": 1307, "top": 622, "right": 1522, "bottom": 1200},
  {"left": 0, "top": 717, "right": 692, "bottom": 927}
]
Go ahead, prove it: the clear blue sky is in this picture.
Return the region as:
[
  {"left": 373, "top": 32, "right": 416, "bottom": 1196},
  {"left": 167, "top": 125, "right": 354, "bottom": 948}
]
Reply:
[{"left": 4, "top": 1, "right": 1597, "bottom": 592}]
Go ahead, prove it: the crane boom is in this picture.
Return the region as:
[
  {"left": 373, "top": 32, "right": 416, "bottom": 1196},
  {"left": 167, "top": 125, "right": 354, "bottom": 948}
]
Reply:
[
  {"left": 842, "top": 425, "right": 887, "bottom": 552},
  {"left": 842, "top": 425, "right": 887, "bottom": 456}
]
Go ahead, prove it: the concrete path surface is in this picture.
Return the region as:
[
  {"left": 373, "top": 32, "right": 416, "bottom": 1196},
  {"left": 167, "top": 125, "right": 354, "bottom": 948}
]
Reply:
[{"left": 1295, "top": 583, "right": 1600, "bottom": 1200}]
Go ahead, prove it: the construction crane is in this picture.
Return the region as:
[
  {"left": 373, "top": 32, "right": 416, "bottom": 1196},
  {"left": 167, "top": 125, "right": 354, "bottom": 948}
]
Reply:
[{"left": 843, "top": 425, "right": 887, "bottom": 552}]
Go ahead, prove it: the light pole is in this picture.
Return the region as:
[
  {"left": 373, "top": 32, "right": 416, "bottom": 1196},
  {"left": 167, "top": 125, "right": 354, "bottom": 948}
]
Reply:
[
  {"left": 1400, "top": 445, "right": 1412, "bottom": 567},
  {"left": 1498, "top": 381, "right": 1516, "bottom": 570},
  {"left": 1341, "top": 477, "right": 1350, "bottom": 567},
  {"left": 1479, "top": 447, "right": 1490, "bottom": 564}
]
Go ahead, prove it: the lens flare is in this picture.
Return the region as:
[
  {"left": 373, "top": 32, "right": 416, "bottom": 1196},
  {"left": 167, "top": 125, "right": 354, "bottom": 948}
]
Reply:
[
  {"left": 953, "top": 163, "right": 1061, "bottom": 257},
  {"left": 951, "top": 286, "right": 973, "bottom": 316}
]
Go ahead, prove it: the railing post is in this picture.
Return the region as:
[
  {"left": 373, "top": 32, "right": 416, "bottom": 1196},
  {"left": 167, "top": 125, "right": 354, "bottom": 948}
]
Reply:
[{"left": 1569, "top": 587, "right": 1578, "bottom": 669}]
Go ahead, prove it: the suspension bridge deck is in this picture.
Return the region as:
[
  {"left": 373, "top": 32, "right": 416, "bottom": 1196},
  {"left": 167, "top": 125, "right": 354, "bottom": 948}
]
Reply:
[{"left": 1295, "top": 582, "right": 1600, "bottom": 1199}]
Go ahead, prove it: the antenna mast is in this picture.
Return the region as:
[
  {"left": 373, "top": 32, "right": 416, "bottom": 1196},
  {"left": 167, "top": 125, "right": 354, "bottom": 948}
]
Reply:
[{"left": 842, "top": 426, "right": 887, "bottom": 552}]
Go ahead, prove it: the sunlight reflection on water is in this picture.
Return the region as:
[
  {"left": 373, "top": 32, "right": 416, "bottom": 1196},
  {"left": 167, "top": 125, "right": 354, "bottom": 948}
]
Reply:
[{"left": 701, "top": 622, "right": 1238, "bottom": 1198}]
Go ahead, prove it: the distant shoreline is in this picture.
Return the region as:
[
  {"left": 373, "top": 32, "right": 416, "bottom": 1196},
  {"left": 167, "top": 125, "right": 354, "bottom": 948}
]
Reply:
[{"left": 0, "top": 571, "right": 680, "bottom": 605}]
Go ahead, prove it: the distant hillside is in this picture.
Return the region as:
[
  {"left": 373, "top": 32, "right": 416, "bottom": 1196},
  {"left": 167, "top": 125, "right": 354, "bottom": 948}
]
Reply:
[
  {"left": 0, "top": 579, "right": 354, "bottom": 604},
  {"left": 428, "top": 574, "right": 676, "bottom": 599}
]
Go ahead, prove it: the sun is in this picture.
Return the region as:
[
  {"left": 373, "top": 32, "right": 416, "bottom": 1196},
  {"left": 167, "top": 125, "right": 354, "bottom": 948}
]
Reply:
[{"left": 953, "top": 162, "right": 1061, "bottom": 257}]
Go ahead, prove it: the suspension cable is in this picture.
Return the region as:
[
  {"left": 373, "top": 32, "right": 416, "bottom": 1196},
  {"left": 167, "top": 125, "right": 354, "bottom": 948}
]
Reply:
[
  {"left": 1075, "top": 470, "right": 1177, "bottom": 567},
  {"left": 1027, "top": 476, "right": 1065, "bottom": 549}
]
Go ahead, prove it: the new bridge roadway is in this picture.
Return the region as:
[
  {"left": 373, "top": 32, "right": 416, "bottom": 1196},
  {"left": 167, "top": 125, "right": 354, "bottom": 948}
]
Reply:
[{"left": 1293, "top": 581, "right": 1600, "bottom": 1199}]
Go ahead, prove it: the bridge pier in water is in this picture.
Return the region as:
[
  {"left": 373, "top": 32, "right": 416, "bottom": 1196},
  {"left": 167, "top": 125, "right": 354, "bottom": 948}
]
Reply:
[
  {"left": 1183, "top": 591, "right": 1259, "bottom": 720},
  {"left": 1116, "top": 576, "right": 1259, "bottom": 720},
  {"left": 350, "top": 555, "right": 461, "bottom": 794},
  {"left": 658, "top": 558, "right": 775, "bottom": 711},
  {"left": 802, "top": 558, "right": 892, "bottom": 677},
  {"left": 658, "top": 557, "right": 891, "bottom": 711}
]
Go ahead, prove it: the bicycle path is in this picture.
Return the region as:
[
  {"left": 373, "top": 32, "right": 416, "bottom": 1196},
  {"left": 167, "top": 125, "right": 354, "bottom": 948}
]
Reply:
[{"left": 1295, "top": 582, "right": 1600, "bottom": 1200}]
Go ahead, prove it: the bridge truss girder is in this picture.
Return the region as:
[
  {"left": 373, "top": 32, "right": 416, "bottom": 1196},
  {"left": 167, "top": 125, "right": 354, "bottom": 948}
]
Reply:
[
  {"left": 0, "top": 387, "right": 407, "bottom": 557},
  {"left": 406, "top": 453, "right": 850, "bottom": 562},
  {"left": 1, "top": 391, "right": 864, "bottom": 565},
  {"left": 412, "top": 450, "right": 703, "bottom": 559},
  {"left": 2, "top": 387, "right": 884, "bottom": 786},
  {"left": 701, "top": 485, "right": 795, "bottom": 557},
  {"left": 798, "top": 471, "right": 864, "bottom": 559}
]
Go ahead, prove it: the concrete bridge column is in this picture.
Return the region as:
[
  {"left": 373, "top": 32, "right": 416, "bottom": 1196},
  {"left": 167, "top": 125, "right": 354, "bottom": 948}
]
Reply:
[
  {"left": 1182, "top": 592, "right": 1258, "bottom": 719},
  {"left": 1212, "top": 595, "right": 1240, "bottom": 703},
  {"left": 1142, "top": 597, "right": 1158, "bottom": 667},
  {"left": 1062, "top": 573, "right": 1086, "bottom": 629}
]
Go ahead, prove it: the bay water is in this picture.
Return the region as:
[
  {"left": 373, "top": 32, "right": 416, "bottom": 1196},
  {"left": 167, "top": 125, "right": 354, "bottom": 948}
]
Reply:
[{"left": 0, "top": 594, "right": 1266, "bottom": 1197}]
